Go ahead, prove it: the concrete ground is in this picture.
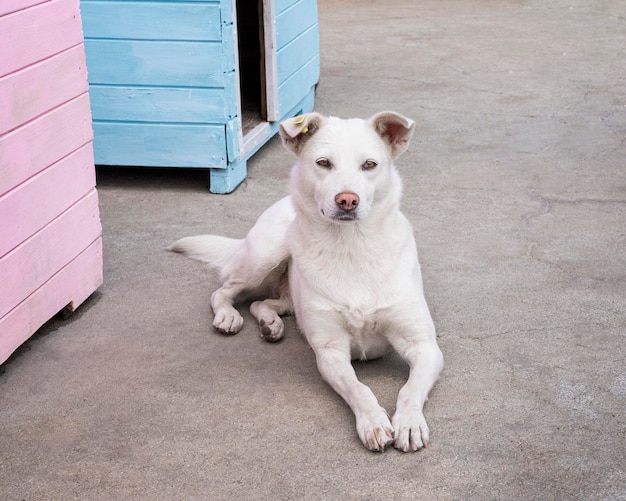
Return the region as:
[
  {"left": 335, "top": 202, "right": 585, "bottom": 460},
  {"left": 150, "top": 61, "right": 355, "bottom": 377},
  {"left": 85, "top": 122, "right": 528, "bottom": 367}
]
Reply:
[{"left": 2, "top": 0, "right": 625, "bottom": 499}]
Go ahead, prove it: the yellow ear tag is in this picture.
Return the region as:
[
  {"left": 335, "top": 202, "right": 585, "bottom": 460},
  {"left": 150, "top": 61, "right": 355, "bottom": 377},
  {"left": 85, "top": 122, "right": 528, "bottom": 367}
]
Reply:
[
  {"left": 293, "top": 115, "right": 306, "bottom": 125},
  {"left": 301, "top": 126, "right": 309, "bottom": 134}
]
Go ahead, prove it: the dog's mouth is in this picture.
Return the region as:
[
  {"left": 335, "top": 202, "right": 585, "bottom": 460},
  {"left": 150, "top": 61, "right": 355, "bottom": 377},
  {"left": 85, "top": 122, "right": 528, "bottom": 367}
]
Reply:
[
  {"left": 334, "top": 212, "right": 358, "bottom": 221},
  {"left": 322, "top": 209, "right": 359, "bottom": 222}
]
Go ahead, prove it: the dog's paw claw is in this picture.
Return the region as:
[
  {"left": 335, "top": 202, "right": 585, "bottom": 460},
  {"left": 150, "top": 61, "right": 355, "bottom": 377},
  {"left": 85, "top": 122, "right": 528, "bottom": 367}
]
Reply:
[
  {"left": 392, "top": 411, "right": 429, "bottom": 452},
  {"left": 357, "top": 408, "right": 394, "bottom": 452}
]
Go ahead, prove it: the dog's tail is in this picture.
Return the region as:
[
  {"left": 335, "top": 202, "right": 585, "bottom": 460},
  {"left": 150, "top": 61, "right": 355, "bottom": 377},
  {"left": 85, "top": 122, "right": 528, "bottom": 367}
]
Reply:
[{"left": 167, "top": 235, "right": 243, "bottom": 271}]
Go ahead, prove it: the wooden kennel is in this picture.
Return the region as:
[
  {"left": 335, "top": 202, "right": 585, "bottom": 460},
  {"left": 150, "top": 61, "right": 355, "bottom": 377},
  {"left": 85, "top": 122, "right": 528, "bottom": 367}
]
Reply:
[{"left": 80, "top": 0, "right": 320, "bottom": 193}]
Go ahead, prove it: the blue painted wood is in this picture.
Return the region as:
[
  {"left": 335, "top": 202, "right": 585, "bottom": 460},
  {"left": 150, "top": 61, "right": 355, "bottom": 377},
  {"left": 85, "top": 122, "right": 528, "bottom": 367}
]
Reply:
[
  {"left": 274, "top": 0, "right": 319, "bottom": 124},
  {"left": 81, "top": 0, "right": 319, "bottom": 193},
  {"left": 80, "top": 1, "right": 222, "bottom": 41},
  {"left": 275, "top": 0, "right": 300, "bottom": 15},
  {"left": 220, "top": 15, "right": 239, "bottom": 119},
  {"left": 276, "top": 0, "right": 318, "bottom": 48},
  {"left": 210, "top": 156, "right": 247, "bottom": 194},
  {"left": 84, "top": 40, "right": 224, "bottom": 87},
  {"left": 209, "top": 86, "right": 316, "bottom": 194},
  {"left": 276, "top": 24, "right": 319, "bottom": 84},
  {"left": 92, "top": 123, "right": 227, "bottom": 168},
  {"left": 89, "top": 86, "right": 227, "bottom": 123},
  {"left": 220, "top": 0, "right": 234, "bottom": 27},
  {"left": 277, "top": 55, "right": 320, "bottom": 119},
  {"left": 84, "top": 0, "right": 218, "bottom": 3},
  {"left": 225, "top": 117, "right": 240, "bottom": 162}
]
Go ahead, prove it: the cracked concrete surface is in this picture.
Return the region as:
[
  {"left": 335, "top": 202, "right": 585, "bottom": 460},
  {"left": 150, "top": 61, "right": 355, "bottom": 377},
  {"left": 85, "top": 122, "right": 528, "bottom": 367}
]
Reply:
[{"left": 1, "top": 0, "right": 625, "bottom": 499}]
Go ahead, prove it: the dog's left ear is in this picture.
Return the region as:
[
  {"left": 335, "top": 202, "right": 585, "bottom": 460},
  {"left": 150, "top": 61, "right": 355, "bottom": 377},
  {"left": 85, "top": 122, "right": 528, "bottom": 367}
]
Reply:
[
  {"left": 369, "top": 112, "right": 415, "bottom": 159},
  {"left": 279, "top": 113, "right": 325, "bottom": 155}
]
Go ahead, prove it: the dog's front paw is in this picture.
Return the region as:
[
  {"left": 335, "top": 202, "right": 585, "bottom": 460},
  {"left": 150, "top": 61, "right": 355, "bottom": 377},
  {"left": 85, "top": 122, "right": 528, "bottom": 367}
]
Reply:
[
  {"left": 212, "top": 307, "right": 244, "bottom": 334},
  {"left": 391, "top": 410, "right": 429, "bottom": 452},
  {"left": 356, "top": 407, "right": 394, "bottom": 452}
]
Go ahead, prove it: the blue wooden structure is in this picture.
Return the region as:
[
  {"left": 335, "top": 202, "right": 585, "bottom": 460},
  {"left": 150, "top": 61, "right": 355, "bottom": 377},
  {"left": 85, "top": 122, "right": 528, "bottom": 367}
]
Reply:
[{"left": 80, "top": 0, "right": 320, "bottom": 193}]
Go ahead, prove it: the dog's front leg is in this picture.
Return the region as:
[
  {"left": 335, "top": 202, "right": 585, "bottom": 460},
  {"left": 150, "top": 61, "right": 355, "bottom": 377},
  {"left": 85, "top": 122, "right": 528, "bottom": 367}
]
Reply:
[
  {"left": 389, "top": 331, "right": 443, "bottom": 452},
  {"left": 310, "top": 335, "right": 394, "bottom": 451}
]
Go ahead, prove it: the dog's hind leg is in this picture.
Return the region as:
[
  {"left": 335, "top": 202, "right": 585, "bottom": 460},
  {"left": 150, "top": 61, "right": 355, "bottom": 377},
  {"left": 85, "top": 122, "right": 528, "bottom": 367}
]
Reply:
[
  {"left": 209, "top": 244, "right": 274, "bottom": 335},
  {"left": 210, "top": 280, "right": 247, "bottom": 334},
  {"left": 250, "top": 295, "right": 292, "bottom": 343},
  {"left": 213, "top": 248, "right": 290, "bottom": 336},
  {"left": 168, "top": 235, "right": 248, "bottom": 333},
  {"left": 249, "top": 268, "right": 292, "bottom": 342},
  {"left": 210, "top": 249, "right": 283, "bottom": 335}
]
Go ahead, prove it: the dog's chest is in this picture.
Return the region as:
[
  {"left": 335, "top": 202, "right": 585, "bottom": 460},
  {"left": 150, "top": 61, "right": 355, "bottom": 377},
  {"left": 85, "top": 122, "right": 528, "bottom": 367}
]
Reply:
[
  {"left": 339, "top": 306, "right": 392, "bottom": 360},
  {"left": 339, "top": 306, "right": 379, "bottom": 336}
]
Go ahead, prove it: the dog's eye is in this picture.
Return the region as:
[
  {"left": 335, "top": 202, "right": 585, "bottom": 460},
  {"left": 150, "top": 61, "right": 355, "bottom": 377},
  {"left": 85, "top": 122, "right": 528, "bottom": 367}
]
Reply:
[
  {"left": 362, "top": 159, "right": 378, "bottom": 171},
  {"left": 316, "top": 158, "right": 331, "bottom": 169}
]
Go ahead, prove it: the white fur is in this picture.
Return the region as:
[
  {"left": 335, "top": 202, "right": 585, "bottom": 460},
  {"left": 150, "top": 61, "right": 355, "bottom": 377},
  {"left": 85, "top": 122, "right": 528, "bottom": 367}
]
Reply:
[{"left": 169, "top": 111, "right": 443, "bottom": 452}]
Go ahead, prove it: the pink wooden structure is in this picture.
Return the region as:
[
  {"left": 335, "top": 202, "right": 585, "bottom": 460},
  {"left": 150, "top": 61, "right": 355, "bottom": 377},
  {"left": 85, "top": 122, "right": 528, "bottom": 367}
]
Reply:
[{"left": 0, "top": 0, "right": 102, "bottom": 364}]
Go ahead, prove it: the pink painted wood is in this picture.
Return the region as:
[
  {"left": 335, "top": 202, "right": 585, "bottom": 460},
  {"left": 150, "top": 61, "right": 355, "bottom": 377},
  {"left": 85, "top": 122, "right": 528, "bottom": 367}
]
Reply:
[
  {"left": 0, "top": 0, "right": 84, "bottom": 77},
  {"left": 0, "top": 93, "right": 93, "bottom": 196},
  {"left": 0, "top": 189, "right": 101, "bottom": 319},
  {"left": 0, "top": 144, "right": 96, "bottom": 257},
  {"left": 0, "top": 238, "right": 103, "bottom": 364},
  {"left": 0, "top": 45, "right": 89, "bottom": 134},
  {"left": 0, "top": 0, "right": 102, "bottom": 364},
  {"left": 0, "top": 0, "right": 49, "bottom": 17}
]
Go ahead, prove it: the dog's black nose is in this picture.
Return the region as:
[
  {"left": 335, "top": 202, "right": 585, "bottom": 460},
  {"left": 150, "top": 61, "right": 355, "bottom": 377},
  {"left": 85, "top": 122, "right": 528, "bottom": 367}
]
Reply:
[{"left": 335, "top": 192, "right": 360, "bottom": 211}]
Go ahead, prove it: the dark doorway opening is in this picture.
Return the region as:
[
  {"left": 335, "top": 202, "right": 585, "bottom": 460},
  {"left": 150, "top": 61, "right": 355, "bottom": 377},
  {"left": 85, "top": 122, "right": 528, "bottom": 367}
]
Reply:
[{"left": 236, "top": 1, "right": 267, "bottom": 135}]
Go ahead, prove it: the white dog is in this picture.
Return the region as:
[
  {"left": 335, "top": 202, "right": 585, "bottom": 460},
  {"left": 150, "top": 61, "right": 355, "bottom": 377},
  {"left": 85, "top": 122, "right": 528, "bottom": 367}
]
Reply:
[{"left": 169, "top": 112, "right": 443, "bottom": 452}]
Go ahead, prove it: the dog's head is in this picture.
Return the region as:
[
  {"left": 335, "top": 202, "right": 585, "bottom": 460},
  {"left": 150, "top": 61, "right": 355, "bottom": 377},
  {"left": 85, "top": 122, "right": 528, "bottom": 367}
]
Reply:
[{"left": 280, "top": 112, "right": 414, "bottom": 223}]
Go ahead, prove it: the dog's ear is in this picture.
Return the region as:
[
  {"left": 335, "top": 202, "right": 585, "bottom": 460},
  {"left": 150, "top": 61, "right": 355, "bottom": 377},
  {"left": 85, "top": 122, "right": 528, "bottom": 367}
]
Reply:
[
  {"left": 369, "top": 112, "right": 415, "bottom": 158},
  {"left": 279, "top": 113, "right": 325, "bottom": 155}
]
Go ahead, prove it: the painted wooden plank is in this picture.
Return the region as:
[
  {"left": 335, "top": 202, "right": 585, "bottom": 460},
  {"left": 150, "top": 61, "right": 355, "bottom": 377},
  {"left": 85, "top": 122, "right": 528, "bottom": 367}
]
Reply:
[
  {"left": 225, "top": 116, "right": 240, "bottom": 162},
  {"left": 287, "top": 83, "right": 316, "bottom": 119},
  {"left": 0, "top": 93, "right": 93, "bottom": 196},
  {"left": 220, "top": 9, "right": 240, "bottom": 118},
  {"left": 0, "top": 144, "right": 95, "bottom": 257},
  {"left": 80, "top": 1, "right": 222, "bottom": 42},
  {"left": 88, "top": 86, "right": 227, "bottom": 123},
  {"left": 211, "top": 86, "right": 316, "bottom": 194},
  {"left": 84, "top": 39, "right": 224, "bottom": 87},
  {"left": 0, "top": 237, "right": 102, "bottom": 364},
  {"left": 221, "top": 0, "right": 234, "bottom": 28},
  {"left": 0, "top": 0, "right": 49, "bottom": 17},
  {"left": 0, "top": 45, "right": 88, "bottom": 134},
  {"left": 0, "top": 0, "right": 83, "bottom": 78},
  {"left": 241, "top": 122, "right": 270, "bottom": 159},
  {"left": 262, "top": 0, "right": 279, "bottom": 121},
  {"left": 275, "top": 0, "right": 317, "bottom": 48},
  {"left": 0, "top": 189, "right": 101, "bottom": 319},
  {"left": 209, "top": 156, "right": 247, "bottom": 194},
  {"left": 274, "top": 0, "right": 299, "bottom": 15},
  {"left": 82, "top": 0, "right": 218, "bottom": 2},
  {"left": 92, "top": 122, "right": 227, "bottom": 167},
  {"left": 276, "top": 24, "right": 319, "bottom": 85},
  {"left": 277, "top": 54, "right": 319, "bottom": 119}
]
